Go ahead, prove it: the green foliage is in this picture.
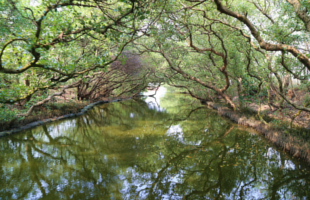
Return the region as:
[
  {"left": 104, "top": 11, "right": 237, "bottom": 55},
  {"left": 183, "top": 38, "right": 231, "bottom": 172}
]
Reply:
[
  {"left": 0, "top": 105, "right": 19, "bottom": 122},
  {"left": 2, "top": 0, "right": 310, "bottom": 115}
]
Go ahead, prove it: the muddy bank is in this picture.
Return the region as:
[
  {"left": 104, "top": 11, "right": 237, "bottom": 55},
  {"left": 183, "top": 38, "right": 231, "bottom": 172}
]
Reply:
[
  {"left": 0, "top": 99, "right": 125, "bottom": 138},
  {"left": 205, "top": 101, "right": 310, "bottom": 164}
]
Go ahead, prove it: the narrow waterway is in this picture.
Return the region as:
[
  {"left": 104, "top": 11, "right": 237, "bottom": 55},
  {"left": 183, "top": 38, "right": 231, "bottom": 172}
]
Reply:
[{"left": 1, "top": 87, "right": 310, "bottom": 200}]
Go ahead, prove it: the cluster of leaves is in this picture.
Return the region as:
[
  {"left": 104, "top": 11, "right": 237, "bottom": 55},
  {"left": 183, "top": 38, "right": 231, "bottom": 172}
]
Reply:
[{"left": 0, "top": 105, "right": 19, "bottom": 122}]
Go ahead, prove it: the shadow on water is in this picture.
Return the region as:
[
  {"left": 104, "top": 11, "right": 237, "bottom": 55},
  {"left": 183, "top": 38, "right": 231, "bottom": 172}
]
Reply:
[{"left": 0, "top": 87, "right": 310, "bottom": 200}]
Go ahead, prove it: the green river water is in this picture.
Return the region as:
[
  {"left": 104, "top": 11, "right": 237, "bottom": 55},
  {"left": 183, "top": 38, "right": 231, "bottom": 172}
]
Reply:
[{"left": 1, "top": 87, "right": 310, "bottom": 200}]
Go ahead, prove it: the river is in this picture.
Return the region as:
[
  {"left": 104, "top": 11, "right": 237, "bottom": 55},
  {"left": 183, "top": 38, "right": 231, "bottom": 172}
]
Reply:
[{"left": 0, "top": 87, "right": 310, "bottom": 199}]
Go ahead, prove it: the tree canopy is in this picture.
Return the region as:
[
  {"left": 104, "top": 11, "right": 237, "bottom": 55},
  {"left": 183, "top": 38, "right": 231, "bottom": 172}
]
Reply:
[{"left": 1, "top": 0, "right": 310, "bottom": 121}]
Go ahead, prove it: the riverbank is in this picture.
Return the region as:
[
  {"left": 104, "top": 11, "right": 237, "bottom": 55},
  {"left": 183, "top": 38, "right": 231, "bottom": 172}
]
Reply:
[
  {"left": 0, "top": 98, "right": 126, "bottom": 137},
  {"left": 204, "top": 101, "right": 310, "bottom": 164},
  {"left": 0, "top": 101, "right": 87, "bottom": 132}
]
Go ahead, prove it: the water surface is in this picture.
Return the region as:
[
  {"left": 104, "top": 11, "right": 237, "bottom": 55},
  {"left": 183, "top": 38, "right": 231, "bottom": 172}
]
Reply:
[{"left": 1, "top": 87, "right": 310, "bottom": 200}]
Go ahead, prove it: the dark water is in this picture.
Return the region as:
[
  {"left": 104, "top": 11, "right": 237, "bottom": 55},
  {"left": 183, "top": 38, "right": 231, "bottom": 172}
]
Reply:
[{"left": 1, "top": 88, "right": 310, "bottom": 200}]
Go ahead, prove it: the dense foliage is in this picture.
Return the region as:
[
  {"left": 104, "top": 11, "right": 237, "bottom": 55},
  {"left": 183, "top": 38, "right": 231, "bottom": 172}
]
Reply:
[{"left": 1, "top": 0, "right": 310, "bottom": 122}]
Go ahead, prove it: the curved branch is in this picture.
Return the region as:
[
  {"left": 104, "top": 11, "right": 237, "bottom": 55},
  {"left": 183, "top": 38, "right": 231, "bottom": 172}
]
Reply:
[
  {"left": 212, "top": 0, "right": 310, "bottom": 70},
  {"left": 281, "top": 52, "right": 307, "bottom": 80},
  {"left": 17, "top": 80, "right": 82, "bottom": 117},
  {"left": 157, "top": 44, "right": 236, "bottom": 110},
  {"left": 0, "top": 0, "right": 137, "bottom": 75},
  {"left": 286, "top": 0, "right": 310, "bottom": 32},
  {"left": 0, "top": 38, "right": 28, "bottom": 68},
  {"left": 250, "top": 1, "right": 274, "bottom": 24}
]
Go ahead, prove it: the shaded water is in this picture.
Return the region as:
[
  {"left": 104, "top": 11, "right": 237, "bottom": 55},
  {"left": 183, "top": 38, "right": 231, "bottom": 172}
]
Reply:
[{"left": 1, "top": 87, "right": 310, "bottom": 200}]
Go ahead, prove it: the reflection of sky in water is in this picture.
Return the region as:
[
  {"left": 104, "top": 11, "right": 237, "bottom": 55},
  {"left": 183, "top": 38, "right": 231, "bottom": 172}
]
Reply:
[
  {"left": 166, "top": 124, "right": 201, "bottom": 146},
  {"left": 46, "top": 119, "right": 77, "bottom": 139},
  {"left": 143, "top": 87, "right": 167, "bottom": 112}
]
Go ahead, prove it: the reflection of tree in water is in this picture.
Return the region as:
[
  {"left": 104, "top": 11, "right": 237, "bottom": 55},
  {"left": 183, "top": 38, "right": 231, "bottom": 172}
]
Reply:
[
  {"left": 117, "top": 108, "right": 310, "bottom": 200},
  {"left": 0, "top": 99, "right": 170, "bottom": 199},
  {"left": 0, "top": 99, "right": 310, "bottom": 199}
]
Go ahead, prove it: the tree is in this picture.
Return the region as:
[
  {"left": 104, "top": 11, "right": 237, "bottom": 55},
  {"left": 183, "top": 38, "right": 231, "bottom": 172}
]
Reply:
[
  {"left": 2, "top": 0, "right": 310, "bottom": 123},
  {"left": 133, "top": 0, "right": 310, "bottom": 115},
  {"left": 0, "top": 0, "right": 159, "bottom": 104}
]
